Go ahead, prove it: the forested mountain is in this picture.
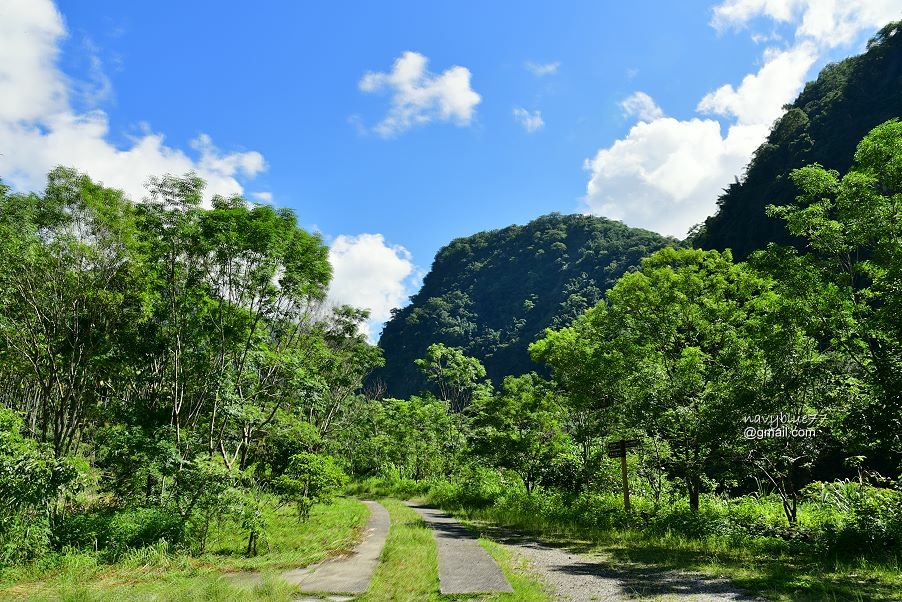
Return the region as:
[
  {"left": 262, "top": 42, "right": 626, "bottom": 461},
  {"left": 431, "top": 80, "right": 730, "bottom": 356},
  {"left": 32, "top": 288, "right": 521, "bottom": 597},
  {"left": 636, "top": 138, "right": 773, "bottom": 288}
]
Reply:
[
  {"left": 694, "top": 22, "right": 902, "bottom": 257},
  {"left": 376, "top": 24, "right": 902, "bottom": 398},
  {"left": 374, "top": 213, "right": 677, "bottom": 397}
]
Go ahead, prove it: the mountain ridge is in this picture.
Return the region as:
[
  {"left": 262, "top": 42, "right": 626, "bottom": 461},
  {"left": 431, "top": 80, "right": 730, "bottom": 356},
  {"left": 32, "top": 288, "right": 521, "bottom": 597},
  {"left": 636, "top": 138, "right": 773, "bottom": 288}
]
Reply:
[{"left": 374, "top": 212, "right": 678, "bottom": 398}]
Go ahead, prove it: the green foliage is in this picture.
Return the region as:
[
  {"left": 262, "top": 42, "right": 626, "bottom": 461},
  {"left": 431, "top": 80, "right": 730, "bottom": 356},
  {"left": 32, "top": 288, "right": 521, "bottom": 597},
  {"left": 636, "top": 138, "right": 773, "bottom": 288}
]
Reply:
[
  {"left": 376, "top": 213, "right": 678, "bottom": 397},
  {"left": 0, "top": 167, "right": 382, "bottom": 569},
  {"left": 253, "top": 414, "right": 321, "bottom": 482},
  {"left": 695, "top": 21, "right": 902, "bottom": 258},
  {"left": 273, "top": 452, "right": 347, "bottom": 521},
  {"left": 765, "top": 119, "right": 902, "bottom": 466},
  {"left": 534, "top": 247, "right": 826, "bottom": 514},
  {"left": 470, "top": 373, "right": 570, "bottom": 494},
  {"left": 416, "top": 342, "right": 491, "bottom": 411},
  {"left": 342, "top": 395, "right": 455, "bottom": 482},
  {"left": 57, "top": 507, "right": 185, "bottom": 561},
  {"left": 0, "top": 408, "right": 78, "bottom": 565},
  {"left": 93, "top": 426, "right": 180, "bottom": 505},
  {"left": 804, "top": 480, "right": 902, "bottom": 556}
]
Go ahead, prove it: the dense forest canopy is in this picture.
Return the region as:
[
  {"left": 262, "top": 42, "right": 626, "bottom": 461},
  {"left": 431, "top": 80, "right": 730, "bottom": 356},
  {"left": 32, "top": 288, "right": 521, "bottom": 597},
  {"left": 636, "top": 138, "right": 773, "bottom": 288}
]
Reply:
[
  {"left": 374, "top": 213, "right": 678, "bottom": 397},
  {"left": 693, "top": 22, "right": 902, "bottom": 258}
]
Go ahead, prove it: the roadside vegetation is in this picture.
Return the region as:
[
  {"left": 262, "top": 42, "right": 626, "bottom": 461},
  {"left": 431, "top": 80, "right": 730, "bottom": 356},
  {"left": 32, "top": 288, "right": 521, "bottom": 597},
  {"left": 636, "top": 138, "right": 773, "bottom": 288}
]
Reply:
[
  {"left": 0, "top": 90, "right": 901, "bottom": 601},
  {"left": 0, "top": 497, "right": 367, "bottom": 600},
  {"left": 348, "top": 121, "right": 902, "bottom": 601},
  {"left": 0, "top": 167, "right": 379, "bottom": 597}
]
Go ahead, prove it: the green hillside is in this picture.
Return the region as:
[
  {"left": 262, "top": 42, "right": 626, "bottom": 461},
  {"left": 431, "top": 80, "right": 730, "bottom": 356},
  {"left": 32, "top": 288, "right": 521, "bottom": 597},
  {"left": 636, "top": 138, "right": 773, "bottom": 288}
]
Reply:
[
  {"left": 694, "top": 22, "right": 902, "bottom": 257},
  {"left": 374, "top": 213, "right": 678, "bottom": 397}
]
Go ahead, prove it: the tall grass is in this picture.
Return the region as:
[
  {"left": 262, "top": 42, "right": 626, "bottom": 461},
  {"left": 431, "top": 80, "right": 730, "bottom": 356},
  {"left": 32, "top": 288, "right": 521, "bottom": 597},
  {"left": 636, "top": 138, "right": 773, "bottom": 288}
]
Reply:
[{"left": 0, "top": 497, "right": 368, "bottom": 600}]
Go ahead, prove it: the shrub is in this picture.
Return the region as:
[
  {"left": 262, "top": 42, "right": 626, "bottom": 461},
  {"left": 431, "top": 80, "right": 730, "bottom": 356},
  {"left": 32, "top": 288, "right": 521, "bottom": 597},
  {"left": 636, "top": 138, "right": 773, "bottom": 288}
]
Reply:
[
  {"left": 0, "top": 408, "right": 79, "bottom": 565},
  {"left": 274, "top": 452, "right": 347, "bottom": 521},
  {"left": 428, "top": 466, "right": 505, "bottom": 509},
  {"left": 805, "top": 480, "right": 902, "bottom": 556},
  {"left": 55, "top": 507, "right": 184, "bottom": 560}
]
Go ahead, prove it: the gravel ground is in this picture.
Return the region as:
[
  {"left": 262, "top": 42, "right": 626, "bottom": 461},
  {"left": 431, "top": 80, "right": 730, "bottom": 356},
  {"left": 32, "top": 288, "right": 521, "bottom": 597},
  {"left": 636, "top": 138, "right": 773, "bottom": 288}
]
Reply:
[{"left": 495, "top": 534, "right": 765, "bottom": 602}]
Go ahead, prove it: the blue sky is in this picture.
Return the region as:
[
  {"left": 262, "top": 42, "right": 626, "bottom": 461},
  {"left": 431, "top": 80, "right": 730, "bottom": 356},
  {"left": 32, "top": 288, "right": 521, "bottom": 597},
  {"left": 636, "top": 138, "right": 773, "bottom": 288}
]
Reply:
[{"left": 2, "top": 0, "right": 901, "bottom": 339}]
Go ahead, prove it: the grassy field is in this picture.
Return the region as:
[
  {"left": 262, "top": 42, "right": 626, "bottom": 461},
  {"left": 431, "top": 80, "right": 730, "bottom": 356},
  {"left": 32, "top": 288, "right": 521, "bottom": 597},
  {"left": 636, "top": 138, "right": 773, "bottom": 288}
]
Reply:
[
  {"left": 0, "top": 497, "right": 549, "bottom": 601},
  {"left": 0, "top": 496, "right": 368, "bottom": 601},
  {"left": 360, "top": 499, "right": 547, "bottom": 602}
]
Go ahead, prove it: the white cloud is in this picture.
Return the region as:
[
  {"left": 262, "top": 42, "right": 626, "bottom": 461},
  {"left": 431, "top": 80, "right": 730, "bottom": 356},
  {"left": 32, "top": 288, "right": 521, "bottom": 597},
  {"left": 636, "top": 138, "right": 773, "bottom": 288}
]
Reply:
[
  {"left": 697, "top": 43, "right": 817, "bottom": 125},
  {"left": 328, "top": 233, "right": 417, "bottom": 342},
  {"left": 250, "top": 191, "right": 273, "bottom": 203},
  {"left": 620, "top": 92, "right": 665, "bottom": 122},
  {"left": 0, "top": 0, "right": 66, "bottom": 123},
  {"left": 582, "top": 1, "right": 902, "bottom": 238},
  {"left": 0, "top": 0, "right": 266, "bottom": 201},
  {"left": 585, "top": 118, "right": 767, "bottom": 237},
  {"left": 358, "top": 51, "right": 481, "bottom": 137},
  {"left": 712, "top": 0, "right": 902, "bottom": 48},
  {"left": 512, "top": 107, "right": 544, "bottom": 132},
  {"left": 74, "top": 38, "right": 113, "bottom": 108},
  {"left": 525, "top": 61, "right": 560, "bottom": 77},
  {"left": 711, "top": 0, "right": 801, "bottom": 31}
]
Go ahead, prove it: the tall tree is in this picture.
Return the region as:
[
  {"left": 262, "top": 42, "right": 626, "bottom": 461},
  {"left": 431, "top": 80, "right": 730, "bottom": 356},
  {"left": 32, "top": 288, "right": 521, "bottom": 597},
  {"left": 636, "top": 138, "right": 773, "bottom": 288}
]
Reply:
[
  {"left": 469, "top": 373, "right": 569, "bottom": 494},
  {"left": 0, "top": 167, "right": 145, "bottom": 456},
  {"left": 415, "top": 343, "right": 490, "bottom": 412},
  {"left": 767, "top": 119, "right": 902, "bottom": 466},
  {"left": 536, "top": 248, "right": 820, "bottom": 511}
]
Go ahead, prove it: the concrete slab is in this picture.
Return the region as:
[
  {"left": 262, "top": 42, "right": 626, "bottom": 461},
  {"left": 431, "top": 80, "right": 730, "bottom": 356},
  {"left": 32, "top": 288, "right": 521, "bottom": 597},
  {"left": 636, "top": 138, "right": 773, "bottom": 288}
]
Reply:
[
  {"left": 224, "top": 500, "right": 389, "bottom": 596},
  {"left": 291, "top": 500, "right": 390, "bottom": 594},
  {"left": 407, "top": 504, "right": 513, "bottom": 595}
]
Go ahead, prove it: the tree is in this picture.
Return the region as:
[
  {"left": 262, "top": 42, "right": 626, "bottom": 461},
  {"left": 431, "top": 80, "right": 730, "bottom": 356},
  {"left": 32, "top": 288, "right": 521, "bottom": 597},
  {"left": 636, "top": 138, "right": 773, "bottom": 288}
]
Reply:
[
  {"left": 536, "top": 248, "right": 810, "bottom": 511},
  {"left": 470, "top": 373, "right": 569, "bottom": 494},
  {"left": 530, "top": 303, "right": 631, "bottom": 485},
  {"left": 274, "top": 452, "right": 346, "bottom": 521},
  {"left": 415, "top": 343, "right": 490, "bottom": 412},
  {"left": 767, "top": 119, "right": 902, "bottom": 467},
  {"left": 0, "top": 167, "right": 145, "bottom": 456},
  {"left": 0, "top": 408, "right": 78, "bottom": 563},
  {"left": 0, "top": 166, "right": 386, "bottom": 564}
]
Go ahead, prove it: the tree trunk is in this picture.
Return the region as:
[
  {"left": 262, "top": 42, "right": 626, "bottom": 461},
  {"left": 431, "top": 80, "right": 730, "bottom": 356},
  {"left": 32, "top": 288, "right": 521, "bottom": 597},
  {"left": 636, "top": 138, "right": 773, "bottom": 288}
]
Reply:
[{"left": 688, "top": 477, "right": 700, "bottom": 512}]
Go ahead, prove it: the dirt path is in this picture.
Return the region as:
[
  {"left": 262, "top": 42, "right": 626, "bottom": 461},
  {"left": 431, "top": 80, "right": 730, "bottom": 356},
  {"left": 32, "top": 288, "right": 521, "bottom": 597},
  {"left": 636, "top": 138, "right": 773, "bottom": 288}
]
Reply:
[{"left": 492, "top": 531, "right": 764, "bottom": 601}]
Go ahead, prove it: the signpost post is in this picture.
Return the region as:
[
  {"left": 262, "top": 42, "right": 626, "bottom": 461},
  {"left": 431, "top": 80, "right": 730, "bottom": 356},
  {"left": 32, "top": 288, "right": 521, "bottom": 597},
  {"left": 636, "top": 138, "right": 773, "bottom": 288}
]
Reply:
[{"left": 606, "top": 438, "right": 639, "bottom": 512}]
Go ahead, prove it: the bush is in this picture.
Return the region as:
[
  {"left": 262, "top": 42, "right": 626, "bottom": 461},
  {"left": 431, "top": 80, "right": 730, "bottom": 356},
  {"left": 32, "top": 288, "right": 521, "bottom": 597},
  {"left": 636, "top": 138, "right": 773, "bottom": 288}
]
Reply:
[
  {"left": 347, "top": 476, "right": 432, "bottom": 499},
  {"left": 274, "top": 452, "right": 347, "bottom": 521},
  {"left": 55, "top": 507, "right": 185, "bottom": 560},
  {"left": 0, "top": 408, "right": 79, "bottom": 566},
  {"left": 805, "top": 480, "right": 902, "bottom": 556},
  {"left": 428, "top": 466, "right": 505, "bottom": 510}
]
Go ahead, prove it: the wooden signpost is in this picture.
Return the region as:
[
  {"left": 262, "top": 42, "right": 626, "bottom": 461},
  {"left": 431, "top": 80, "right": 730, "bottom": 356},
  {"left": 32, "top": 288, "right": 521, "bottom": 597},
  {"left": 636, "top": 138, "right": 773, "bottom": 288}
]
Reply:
[{"left": 606, "top": 438, "right": 639, "bottom": 512}]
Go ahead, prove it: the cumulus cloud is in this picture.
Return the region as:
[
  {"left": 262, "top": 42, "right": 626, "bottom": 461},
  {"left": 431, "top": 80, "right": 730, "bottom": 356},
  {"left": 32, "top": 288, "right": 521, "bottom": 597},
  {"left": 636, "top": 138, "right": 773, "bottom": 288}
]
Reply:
[
  {"left": 0, "top": 0, "right": 266, "bottom": 201},
  {"left": 620, "top": 92, "right": 665, "bottom": 122},
  {"left": 582, "top": 0, "right": 902, "bottom": 238},
  {"left": 712, "top": 0, "right": 902, "bottom": 48},
  {"left": 697, "top": 43, "right": 817, "bottom": 125},
  {"left": 512, "top": 107, "right": 544, "bottom": 132},
  {"left": 585, "top": 118, "right": 767, "bottom": 236},
  {"left": 525, "top": 61, "right": 560, "bottom": 77},
  {"left": 358, "top": 51, "right": 481, "bottom": 137},
  {"left": 328, "top": 233, "right": 417, "bottom": 342}
]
